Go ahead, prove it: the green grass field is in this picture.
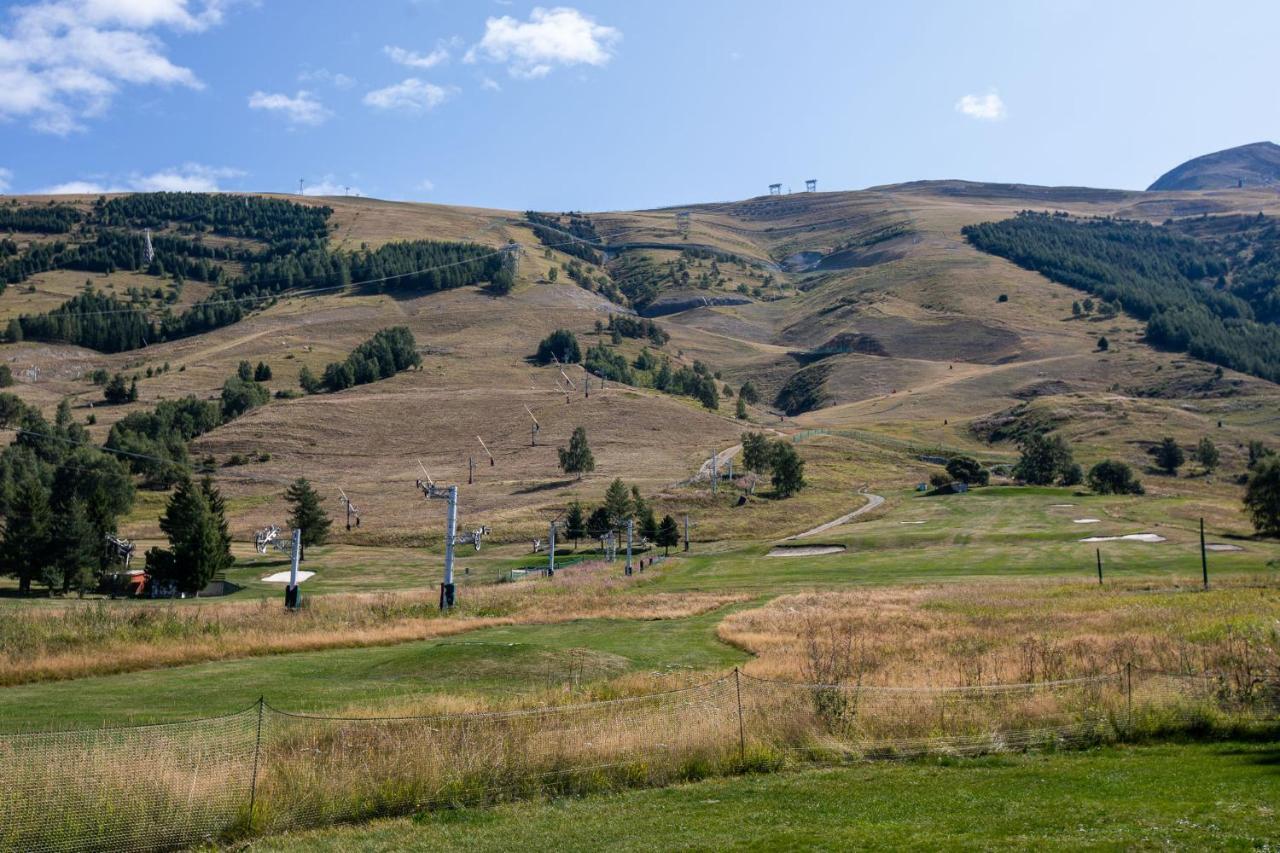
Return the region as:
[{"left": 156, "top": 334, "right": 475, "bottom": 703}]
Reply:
[{"left": 248, "top": 739, "right": 1280, "bottom": 851}]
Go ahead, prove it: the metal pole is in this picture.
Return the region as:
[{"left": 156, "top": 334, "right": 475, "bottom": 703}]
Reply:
[
  {"left": 1200, "top": 517, "right": 1208, "bottom": 590},
  {"left": 684, "top": 514, "right": 690, "bottom": 552},
  {"left": 548, "top": 521, "right": 556, "bottom": 577},
  {"left": 711, "top": 450, "right": 718, "bottom": 494},
  {"left": 441, "top": 485, "right": 457, "bottom": 610},
  {"left": 1096, "top": 548, "right": 1103, "bottom": 585},
  {"left": 1125, "top": 661, "right": 1133, "bottom": 735},
  {"left": 346, "top": 500, "right": 352, "bottom": 531},
  {"left": 285, "top": 528, "right": 302, "bottom": 610},
  {"left": 626, "top": 518, "right": 633, "bottom": 575},
  {"left": 469, "top": 456, "right": 474, "bottom": 485}
]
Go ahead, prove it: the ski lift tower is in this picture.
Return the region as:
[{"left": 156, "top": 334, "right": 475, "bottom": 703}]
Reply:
[
  {"left": 805, "top": 179, "right": 817, "bottom": 192},
  {"left": 768, "top": 183, "right": 782, "bottom": 196},
  {"left": 415, "top": 462, "right": 489, "bottom": 610}
]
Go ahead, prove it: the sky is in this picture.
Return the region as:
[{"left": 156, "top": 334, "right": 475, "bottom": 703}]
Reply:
[{"left": 0, "top": 0, "right": 1278, "bottom": 210}]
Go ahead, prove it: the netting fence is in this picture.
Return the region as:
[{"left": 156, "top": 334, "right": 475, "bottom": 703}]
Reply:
[{"left": 2, "top": 666, "right": 1276, "bottom": 852}]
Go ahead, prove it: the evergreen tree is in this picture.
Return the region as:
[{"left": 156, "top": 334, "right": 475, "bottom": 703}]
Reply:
[
  {"left": 657, "top": 514, "right": 680, "bottom": 555},
  {"left": 1097, "top": 336, "right": 1109, "bottom": 351},
  {"left": 770, "top": 441, "right": 806, "bottom": 498},
  {"left": 155, "top": 476, "right": 233, "bottom": 595},
  {"left": 221, "top": 376, "right": 269, "bottom": 419},
  {"left": 1195, "top": 437, "right": 1220, "bottom": 474},
  {"left": 564, "top": 500, "right": 585, "bottom": 548},
  {"left": 103, "top": 373, "right": 132, "bottom": 404},
  {"left": 1154, "top": 437, "right": 1185, "bottom": 475},
  {"left": 286, "top": 477, "right": 331, "bottom": 557},
  {"left": 945, "top": 456, "right": 989, "bottom": 486},
  {"left": 1, "top": 476, "right": 52, "bottom": 594},
  {"left": 237, "top": 360, "right": 253, "bottom": 381},
  {"left": 1243, "top": 457, "right": 1280, "bottom": 537},
  {"left": 535, "top": 329, "right": 581, "bottom": 365},
  {"left": 298, "top": 366, "right": 321, "bottom": 394},
  {"left": 603, "top": 478, "right": 633, "bottom": 531},
  {"left": 558, "top": 426, "right": 595, "bottom": 479},
  {"left": 735, "top": 396, "right": 748, "bottom": 419},
  {"left": 254, "top": 361, "right": 272, "bottom": 381},
  {"left": 586, "top": 506, "right": 611, "bottom": 543},
  {"left": 738, "top": 380, "right": 760, "bottom": 405},
  {"left": 50, "top": 498, "right": 96, "bottom": 594}
]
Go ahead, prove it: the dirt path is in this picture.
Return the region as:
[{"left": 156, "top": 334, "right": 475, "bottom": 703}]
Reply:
[{"left": 785, "top": 491, "right": 885, "bottom": 540}]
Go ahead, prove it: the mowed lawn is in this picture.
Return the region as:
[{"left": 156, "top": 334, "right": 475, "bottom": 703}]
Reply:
[
  {"left": 249, "top": 740, "right": 1280, "bottom": 851},
  {"left": 0, "top": 607, "right": 748, "bottom": 729}
]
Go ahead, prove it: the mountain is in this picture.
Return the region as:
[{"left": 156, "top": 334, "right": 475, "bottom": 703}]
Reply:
[{"left": 1147, "top": 141, "right": 1280, "bottom": 191}]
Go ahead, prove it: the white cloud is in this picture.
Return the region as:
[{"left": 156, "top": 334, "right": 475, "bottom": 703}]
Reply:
[
  {"left": 0, "top": 167, "right": 11, "bottom": 193},
  {"left": 248, "top": 89, "right": 332, "bottom": 126},
  {"left": 955, "top": 91, "right": 1006, "bottom": 121},
  {"left": 301, "top": 176, "right": 362, "bottom": 197},
  {"left": 384, "top": 44, "right": 449, "bottom": 69},
  {"left": 39, "top": 162, "right": 242, "bottom": 194},
  {"left": 480, "top": 76, "right": 501, "bottom": 92},
  {"left": 465, "top": 6, "right": 619, "bottom": 79},
  {"left": 363, "top": 78, "right": 453, "bottom": 113},
  {"left": 298, "top": 67, "right": 354, "bottom": 90},
  {"left": 417, "top": 178, "right": 434, "bottom": 191},
  {"left": 0, "top": 0, "right": 226, "bottom": 134}
]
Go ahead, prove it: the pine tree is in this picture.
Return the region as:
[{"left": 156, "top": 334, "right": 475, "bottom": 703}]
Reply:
[
  {"left": 51, "top": 498, "right": 96, "bottom": 594},
  {"left": 564, "top": 500, "right": 585, "bottom": 548},
  {"left": 657, "top": 514, "right": 680, "bottom": 555},
  {"left": 155, "top": 476, "right": 234, "bottom": 595},
  {"left": 1, "top": 476, "right": 52, "bottom": 594},
  {"left": 237, "top": 360, "right": 253, "bottom": 381},
  {"left": 603, "top": 478, "right": 633, "bottom": 531},
  {"left": 286, "top": 477, "right": 331, "bottom": 556},
  {"left": 254, "top": 361, "right": 272, "bottom": 381},
  {"left": 1154, "top": 437, "right": 1185, "bottom": 476},
  {"left": 558, "top": 426, "right": 595, "bottom": 479},
  {"left": 735, "top": 396, "right": 748, "bottom": 419},
  {"left": 1244, "top": 457, "right": 1280, "bottom": 537}
]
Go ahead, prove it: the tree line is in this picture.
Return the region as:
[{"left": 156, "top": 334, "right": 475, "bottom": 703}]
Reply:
[
  {"left": 963, "top": 211, "right": 1280, "bottom": 383},
  {"left": 300, "top": 327, "right": 421, "bottom": 394}
]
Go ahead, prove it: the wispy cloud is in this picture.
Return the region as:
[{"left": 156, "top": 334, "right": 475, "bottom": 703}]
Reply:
[
  {"left": 0, "top": 167, "right": 11, "bottom": 193},
  {"left": 465, "top": 6, "right": 619, "bottom": 79},
  {"left": 955, "top": 91, "right": 1006, "bottom": 121},
  {"left": 248, "top": 89, "right": 332, "bottom": 126},
  {"left": 39, "top": 162, "right": 243, "bottom": 194},
  {"left": 480, "top": 76, "right": 501, "bottom": 92},
  {"left": 0, "top": 0, "right": 229, "bottom": 134},
  {"left": 384, "top": 44, "right": 450, "bottom": 70},
  {"left": 363, "top": 78, "right": 453, "bottom": 113},
  {"left": 298, "top": 67, "right": 355, "bottom": 90}
]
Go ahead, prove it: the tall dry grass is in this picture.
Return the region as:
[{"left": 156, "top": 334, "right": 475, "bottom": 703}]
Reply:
[
  {"left": 718, "top": 576, "right": 1280, "bottom": 698},
  {"left": 0, "top": 563, "right": 745, "bottom": 687}
]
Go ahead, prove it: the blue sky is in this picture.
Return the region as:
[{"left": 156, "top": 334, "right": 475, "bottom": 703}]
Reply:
[{"left": 0, "top": 0, "right": 1277, "bottom": 210}]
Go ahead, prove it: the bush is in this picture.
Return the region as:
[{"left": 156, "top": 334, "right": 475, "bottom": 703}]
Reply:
[
  {"left": 1087, "top": 460, "right": 1144, "bottom": 495},
  {"left": 220, "top": 377, "right": 269, "bottom": 419},
  {"left": 945, "top": 456, "right": 989, "bottom": 486},
  {"left": 535, "top": 329, "right": 581, "bottom": 365}
]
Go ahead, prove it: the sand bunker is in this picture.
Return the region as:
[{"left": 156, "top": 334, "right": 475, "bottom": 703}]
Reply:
[
  {"left": 1073, "top": 518, "right": 1101, "bottom": 524},
  {"left": 767, "top": 545, "right": 846, "bottom": 557},
  {"left": 262, "top": 570, "right": 316, "bottom": 583},
  {"left": 899, "top": 521, "right": 926, "bottom": 525},
  {"left": 1205, "top": 543, "right": 1244, "bottom": 552},
  {"left": 1079, "top": 533, "right": 1166, "bottom": 544}
]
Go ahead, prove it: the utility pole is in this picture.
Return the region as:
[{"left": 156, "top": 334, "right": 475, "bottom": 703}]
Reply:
[
  {"left": 284, "top": 528, "right": 302, "bottom": 610},
  {"left": 684, "top": 514, "right": 690, "bottom": 552},
  {"left": 1200, "top": 517, "right": 1209, "bottom": 590},
  {"left": 468, "top": 456, "right": 475, "bottom": 485},
  {"left": 299, "top": 178, "right": 305, "bottom": 196},
  {"left": 548, "top": 521, "right": 557, "bottom": 577},
  {"left": 625, "top": 518, "right": 634, "bottom": 575},
  {"left": 1096, "top": 548, "right": 1103, "bottom": 585}
]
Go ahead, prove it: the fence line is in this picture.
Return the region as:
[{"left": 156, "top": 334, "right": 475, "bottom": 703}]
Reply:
[{"left": 1, "top": 667, "right": 1275, "bottom": 852}]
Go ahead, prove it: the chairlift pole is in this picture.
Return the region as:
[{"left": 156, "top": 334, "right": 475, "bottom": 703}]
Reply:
[
  {"left": 548, "top": 521, "right": 557, "bottom": 577},
  {"left": 1200, "top": 517, "right": 1209, "bottom": 590},
  {"left": 285, "top": 528, "right": 302, "bottom": 610},
  {"left": 625, "top": 518, "right": 634, "bottom": 575},
  {"left": 684, "top": 514, "right": 690, "bottom": 552}
]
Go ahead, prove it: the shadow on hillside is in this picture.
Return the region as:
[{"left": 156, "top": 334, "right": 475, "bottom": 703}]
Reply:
[{"left": 512, "top": 479, "right": 577, "bottom": 495}]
